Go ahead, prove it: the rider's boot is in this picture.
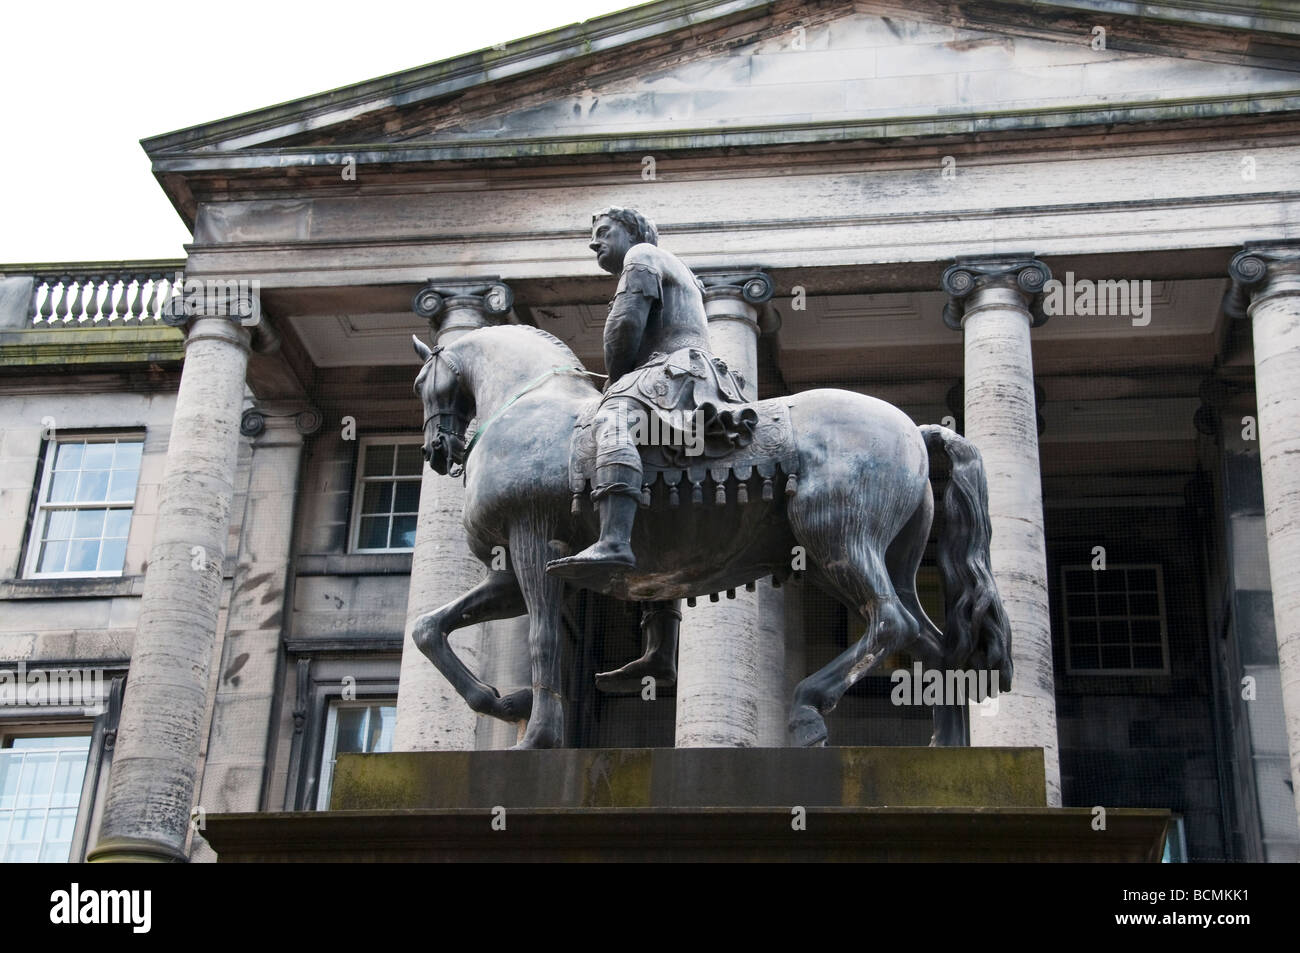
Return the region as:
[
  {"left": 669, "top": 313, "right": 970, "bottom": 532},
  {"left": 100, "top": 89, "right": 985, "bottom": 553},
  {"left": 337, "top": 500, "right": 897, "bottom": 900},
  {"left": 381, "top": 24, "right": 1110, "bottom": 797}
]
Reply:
[
  {"left": 596, "top": 600, "right": 680, "bottom": 693},
  {"left": 545, "top": 461, "right": 640, "bottom": 585}
]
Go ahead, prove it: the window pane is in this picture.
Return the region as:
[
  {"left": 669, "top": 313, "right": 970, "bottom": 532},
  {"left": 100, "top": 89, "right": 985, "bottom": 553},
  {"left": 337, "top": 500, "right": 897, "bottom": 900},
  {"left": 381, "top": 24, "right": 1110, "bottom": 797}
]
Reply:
[
  {"left": 366, "top": 706, "right": 397, "bottom": 753},
  {"left": 72, "top": 509, "right": 105, "bottom": 539},
  {"left": 108, "top": 469, "right": 137, "bottom": 502},
  {"left": 81, "top": 443, "right": 114, "bottom": 470},
  {"left": 113, "top": 441, "right": 143, "bottom": 469},
  {"left": 395, "top": 444, "right": 423, "bottom": 475},
  {"left": 390, "top": 515, "right": 417, "bottom": 549},
  {"left": 361, "top": 482, "right": 392, "bottom": 515},
  {"left": 1128, "top": 568, "right": 1158, "bottom": 591},
  {"left": 363, "top": 444, "right": 395, "bottom": 477},
  {"left": 67, "top": 540, "right": 100, "bottom": 573},
  {"left": 1070, "top": 644, "right": 1099, "bottom": 670},
  {"left": 357, "top": 517, "right": 389, "bottom": 550},
  {"left": 44, "top": 510, "right": 75, "bottom": 540},
  {"left": 1101, "top": 645, "right": 1131, "bottom": 670},
  {"left": 1129, "top": 592, "right": 1159, "bottom": 616},
  {"left": 1132, "top": 645, "right": 1164, "bottom": 669},
  {"left": 37, "top": 540, "right": 68, "bottom": 573},
  {"left": 1096, "top": 592, "right": 1125, "bottom": 616},
  {"left": 393, "top": 481, "right": 420, "bottom": 513},
  {"left": 1131, "top": 619, "right": 1162, "bottom": 642},
  {"left": 1096, "top": 571, "right": 1126, "bottom": 592},
  {"left": 335, "top": 708, "right": 367, "bottom": 754},
  {"left": 1099, "top": 620, "right": 1128, "bottom": 644},
  {"left": 3, "top": 842, "right": 39, "bottom": 863},
  {"left": 75, "top": 469, "right": 109, "bottom": 502},
  {"left": 54, "top": 443, "right": 83, "bottom": 470},
  {"left": 97, "top": 538, "right": 127, "bottom": 573},
  {"left": 1067, "top": 592, "right": 1096, "bottom": 617},
  {"left": 51, "top": 752, "right": 85, "bottom": 809},
  {"left": 16, "top": 753, "right": 56, "bottom": 808},
  {"left": 104, "top": 509, "right": 132, "bottom": 539},
  {"left": 0, "top": 752, "right": 20, "bottom": 810},
  {"left": 361, "top": 478, "right": 390, "bottom": 517},
  {"left": 48, "top": 471, "right": 77, "bottom": 503},
  {"left": 9, "top": 809, "right": 45, "bottom": 844}
]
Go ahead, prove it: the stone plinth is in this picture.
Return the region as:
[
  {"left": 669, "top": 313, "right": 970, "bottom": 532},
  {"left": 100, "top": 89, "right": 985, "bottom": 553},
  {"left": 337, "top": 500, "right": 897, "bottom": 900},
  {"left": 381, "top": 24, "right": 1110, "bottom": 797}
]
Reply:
[{"left": 200, "top": 747, "right": 1170, "bottom": 862}]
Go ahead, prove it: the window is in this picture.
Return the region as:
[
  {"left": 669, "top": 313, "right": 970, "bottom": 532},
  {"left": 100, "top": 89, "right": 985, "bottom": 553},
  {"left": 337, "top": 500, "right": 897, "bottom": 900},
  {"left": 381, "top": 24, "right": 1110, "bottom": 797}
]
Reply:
[
  {"left": 1062, "top": 564, "right": 1169, "bottom": 674},
  {"left": 350, "top": 437, "right": 422, "bottom": 552},
  {"left": 0, "top": 730, "right": 92, "bottom": 862},
  {"left": 315, "top": 700, "right": 396, "bottom": 810},
  {"left": 25, "top": 435, "right": 143, "bottom": 577}
]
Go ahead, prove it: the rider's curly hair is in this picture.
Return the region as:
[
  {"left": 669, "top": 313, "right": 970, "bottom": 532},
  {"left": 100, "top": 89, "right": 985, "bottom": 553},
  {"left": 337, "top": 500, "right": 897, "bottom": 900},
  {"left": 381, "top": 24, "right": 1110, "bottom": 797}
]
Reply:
[{"left": 593, "top": 207, "right": 658, "bottom": 246}]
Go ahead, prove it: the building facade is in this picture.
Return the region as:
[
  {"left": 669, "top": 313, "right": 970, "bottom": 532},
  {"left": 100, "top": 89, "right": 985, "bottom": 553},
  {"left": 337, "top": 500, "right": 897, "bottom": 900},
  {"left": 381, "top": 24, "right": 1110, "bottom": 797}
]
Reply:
[{"left": 1, "top": 0, "right": 1299, "bottom": 862}]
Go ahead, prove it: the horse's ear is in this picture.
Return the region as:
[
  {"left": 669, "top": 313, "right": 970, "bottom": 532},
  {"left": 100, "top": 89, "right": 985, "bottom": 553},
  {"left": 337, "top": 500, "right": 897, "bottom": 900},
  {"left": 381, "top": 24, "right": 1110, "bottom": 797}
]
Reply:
[{"left": 412, "top": 335, "right": 433, "bottom": 362}]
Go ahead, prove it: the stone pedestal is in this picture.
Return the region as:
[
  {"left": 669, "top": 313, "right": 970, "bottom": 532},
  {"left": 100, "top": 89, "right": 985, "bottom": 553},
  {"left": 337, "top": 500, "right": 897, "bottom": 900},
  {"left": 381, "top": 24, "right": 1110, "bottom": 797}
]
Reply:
[
  {"left": 200, "top": 747, "right": 1169, "bottom": 862},
  {"left": 90, "top": 316, "right": 251, "bottom": 862},
  {"left": 943, "top": 257, "right": 1061, "bottom": 806}
]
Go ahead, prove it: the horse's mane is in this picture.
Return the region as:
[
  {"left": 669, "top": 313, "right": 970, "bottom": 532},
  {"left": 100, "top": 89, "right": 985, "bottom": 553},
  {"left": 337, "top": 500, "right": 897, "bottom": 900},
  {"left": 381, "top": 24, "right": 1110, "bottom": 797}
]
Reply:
[{"left": 477, "top": 323, "right": 585, "bottom": 369}]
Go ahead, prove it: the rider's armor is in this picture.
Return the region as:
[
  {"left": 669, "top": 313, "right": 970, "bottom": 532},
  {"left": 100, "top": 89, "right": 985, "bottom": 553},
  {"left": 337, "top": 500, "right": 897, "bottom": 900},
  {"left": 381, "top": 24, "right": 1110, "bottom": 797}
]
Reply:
[{"left": 590, "top": 244, "right": 754, "bottom": 503}]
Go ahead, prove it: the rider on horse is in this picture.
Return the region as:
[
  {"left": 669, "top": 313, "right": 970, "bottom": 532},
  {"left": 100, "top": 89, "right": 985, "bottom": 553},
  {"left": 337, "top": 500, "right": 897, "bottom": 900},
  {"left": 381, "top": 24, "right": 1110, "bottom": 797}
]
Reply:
[{"left": 545, "top": 207, "right": 754, "bottom": 587}]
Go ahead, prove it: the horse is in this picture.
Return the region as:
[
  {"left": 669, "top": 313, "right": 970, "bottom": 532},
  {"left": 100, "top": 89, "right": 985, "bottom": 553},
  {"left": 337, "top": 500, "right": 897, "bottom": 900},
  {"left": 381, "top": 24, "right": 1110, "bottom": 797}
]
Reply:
[{"left": 410, "top": 323, "right": 1012, "bottom": 749}]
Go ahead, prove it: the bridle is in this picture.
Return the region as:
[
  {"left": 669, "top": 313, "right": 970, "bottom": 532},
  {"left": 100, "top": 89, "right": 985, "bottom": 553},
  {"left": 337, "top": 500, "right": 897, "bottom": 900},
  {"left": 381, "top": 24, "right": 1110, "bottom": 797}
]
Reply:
[{"left": 417, "top": 344, "right": 473, "bottom": 478}]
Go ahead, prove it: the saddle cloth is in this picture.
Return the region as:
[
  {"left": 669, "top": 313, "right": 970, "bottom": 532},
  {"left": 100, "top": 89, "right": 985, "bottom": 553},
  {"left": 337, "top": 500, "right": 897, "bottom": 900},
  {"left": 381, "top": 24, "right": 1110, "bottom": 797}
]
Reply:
[{"left": 568, "top": 393, "right": 800, "bottom": 511}]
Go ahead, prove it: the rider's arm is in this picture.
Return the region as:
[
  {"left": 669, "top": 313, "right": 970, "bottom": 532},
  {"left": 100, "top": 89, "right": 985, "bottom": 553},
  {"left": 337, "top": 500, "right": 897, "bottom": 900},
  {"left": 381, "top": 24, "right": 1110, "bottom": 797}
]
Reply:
[{"left": 604, "top": 260, "right": 659, "bottom": 382}]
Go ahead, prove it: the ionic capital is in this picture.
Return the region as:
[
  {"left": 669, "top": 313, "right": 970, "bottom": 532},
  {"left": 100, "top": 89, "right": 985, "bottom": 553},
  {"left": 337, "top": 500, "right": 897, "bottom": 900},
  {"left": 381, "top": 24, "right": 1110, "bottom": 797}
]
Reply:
[
  {"left": 941, "top": 255, "right": 1052, "bottom": 330},
  {"left": 696, "top": 269, "right": 779, "bottom": 333},
  {"left": 1223, "top": 241, "right": 1300, "bottom": 320},
  {"left": 411, "top": 279, "right": 514, "bottom": 342}
]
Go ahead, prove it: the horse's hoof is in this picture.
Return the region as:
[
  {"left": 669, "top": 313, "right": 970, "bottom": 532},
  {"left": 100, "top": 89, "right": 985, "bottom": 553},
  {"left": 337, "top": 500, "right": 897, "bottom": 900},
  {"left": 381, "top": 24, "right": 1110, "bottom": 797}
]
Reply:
[
  {"left": 789, "top": 706, "right": 828, "bottom": 747},
  {"left": 496, "top": 688, "right": 533, "bottom": 722}
]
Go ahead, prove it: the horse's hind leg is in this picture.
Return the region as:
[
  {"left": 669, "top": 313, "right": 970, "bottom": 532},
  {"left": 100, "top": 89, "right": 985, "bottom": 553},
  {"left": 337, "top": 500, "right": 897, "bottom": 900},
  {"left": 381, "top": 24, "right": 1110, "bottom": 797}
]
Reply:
[
  {"left": 883, "top": 488, "right": 966, "bottom": 745},
  {"left": 788, "top": 544, "right": 918, "bottom": 747},
  {"left": 411, "top": 569, "right": 532, "bottom": 724}
]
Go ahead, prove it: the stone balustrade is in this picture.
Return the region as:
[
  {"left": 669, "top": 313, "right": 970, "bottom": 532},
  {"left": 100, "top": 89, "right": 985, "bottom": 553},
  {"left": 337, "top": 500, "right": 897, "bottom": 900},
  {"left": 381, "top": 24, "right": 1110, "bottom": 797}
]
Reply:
[{"left": 0, "top": 261, "right": 186, "bottom": 328}]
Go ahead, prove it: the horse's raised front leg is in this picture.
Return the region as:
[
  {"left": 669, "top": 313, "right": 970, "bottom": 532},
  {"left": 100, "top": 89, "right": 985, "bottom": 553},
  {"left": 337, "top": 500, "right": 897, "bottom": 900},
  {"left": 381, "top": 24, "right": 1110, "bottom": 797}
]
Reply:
[
  {"left": 411, "top": 569, "right": 532, "bottom": 724},
  {"left": 509, "top": 518, "right": 567, "bottom": 749}
]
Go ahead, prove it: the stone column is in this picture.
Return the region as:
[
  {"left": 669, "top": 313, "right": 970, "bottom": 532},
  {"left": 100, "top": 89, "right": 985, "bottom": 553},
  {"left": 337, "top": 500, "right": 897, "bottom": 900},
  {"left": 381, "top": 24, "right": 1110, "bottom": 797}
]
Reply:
[
  {"left": 393, "top": 281, "right": 515, "bottom": 751},
  {"left": 89, "top": 315, "right": 251, "bottom": 862},
  {"left": 674, "top": 272, "right": 787, "bottom": 747},
  {"left": 942, "top": 256, "right": 1061, "bottom": 806},
  {"left": 194, "top": 405, "right": 318, "bottom": 828},
  {"left": 1229, "top": 241, "right": 1300, "bottom": 834}
]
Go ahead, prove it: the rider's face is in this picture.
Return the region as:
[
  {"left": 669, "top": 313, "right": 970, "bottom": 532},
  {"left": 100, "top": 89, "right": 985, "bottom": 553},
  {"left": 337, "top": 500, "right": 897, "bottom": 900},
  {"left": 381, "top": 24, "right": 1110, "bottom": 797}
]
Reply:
[{"left": 589, "top": 216, "right": 634, "bottom": 275}]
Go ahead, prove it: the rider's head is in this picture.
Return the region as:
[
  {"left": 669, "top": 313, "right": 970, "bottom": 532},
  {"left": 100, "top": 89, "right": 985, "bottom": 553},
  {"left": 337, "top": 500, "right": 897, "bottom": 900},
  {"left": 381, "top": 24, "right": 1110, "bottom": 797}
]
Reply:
[{"left": 590, "top": 207, "right": 657, "bottom": 274}]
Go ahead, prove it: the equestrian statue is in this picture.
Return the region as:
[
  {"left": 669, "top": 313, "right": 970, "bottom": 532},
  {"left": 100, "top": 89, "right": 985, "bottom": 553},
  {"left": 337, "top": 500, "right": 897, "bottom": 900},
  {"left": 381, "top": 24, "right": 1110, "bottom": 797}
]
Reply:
[{"left": 410, "top": 207, "right": 1012, "bottom": 749}]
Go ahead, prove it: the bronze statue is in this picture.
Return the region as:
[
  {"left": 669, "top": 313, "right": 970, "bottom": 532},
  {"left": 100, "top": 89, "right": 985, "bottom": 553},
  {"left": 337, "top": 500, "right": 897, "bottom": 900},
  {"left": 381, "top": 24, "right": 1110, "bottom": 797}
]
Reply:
[{"left": 410, "top": 209, "right": 1012, "bottom": 749}]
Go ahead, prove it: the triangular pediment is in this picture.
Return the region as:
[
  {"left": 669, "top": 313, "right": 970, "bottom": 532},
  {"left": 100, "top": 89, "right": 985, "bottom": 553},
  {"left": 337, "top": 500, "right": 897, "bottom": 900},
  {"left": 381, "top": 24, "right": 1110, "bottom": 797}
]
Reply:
[{"left": 145, "top": 0, "right": 1300, "bottom": 170}]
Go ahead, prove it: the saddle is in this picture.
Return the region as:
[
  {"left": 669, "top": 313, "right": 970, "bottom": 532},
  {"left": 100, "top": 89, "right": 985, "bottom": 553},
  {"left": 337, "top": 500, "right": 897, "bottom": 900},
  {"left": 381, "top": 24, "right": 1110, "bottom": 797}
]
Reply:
[{"left": 568, "top": 394, "right": 801, "bottom": 514}]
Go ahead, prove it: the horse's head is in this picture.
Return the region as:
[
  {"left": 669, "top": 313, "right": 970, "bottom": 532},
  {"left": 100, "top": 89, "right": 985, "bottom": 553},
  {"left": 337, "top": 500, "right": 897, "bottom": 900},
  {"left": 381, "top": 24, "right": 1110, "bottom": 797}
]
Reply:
[{"left": 412, "top": 335, "right": 474, "bottom": 476}]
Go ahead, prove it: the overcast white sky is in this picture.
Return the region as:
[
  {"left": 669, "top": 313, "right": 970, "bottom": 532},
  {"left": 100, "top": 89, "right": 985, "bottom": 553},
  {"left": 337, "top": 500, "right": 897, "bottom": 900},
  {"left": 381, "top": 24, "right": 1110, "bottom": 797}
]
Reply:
[{"left": 0, "top": 0, "right": 631, "bottom": 264}]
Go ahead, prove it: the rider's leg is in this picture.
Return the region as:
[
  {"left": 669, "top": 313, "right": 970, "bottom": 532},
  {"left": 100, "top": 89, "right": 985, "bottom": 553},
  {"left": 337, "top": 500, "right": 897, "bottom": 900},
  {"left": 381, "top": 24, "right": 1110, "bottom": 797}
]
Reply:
[
  {"left": 596, "top": 599, "right": 681, "bottom": 693},
  {"left": 545, "top": 398, "right": 643, "bottom": 580}
]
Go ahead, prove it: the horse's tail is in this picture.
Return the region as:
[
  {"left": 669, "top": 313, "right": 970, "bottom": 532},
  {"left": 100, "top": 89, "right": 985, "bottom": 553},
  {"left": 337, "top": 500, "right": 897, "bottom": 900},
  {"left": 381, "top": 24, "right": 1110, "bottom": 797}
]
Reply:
[{"left": 918, "top": 425, "right": 1013, "bottom": 693}]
